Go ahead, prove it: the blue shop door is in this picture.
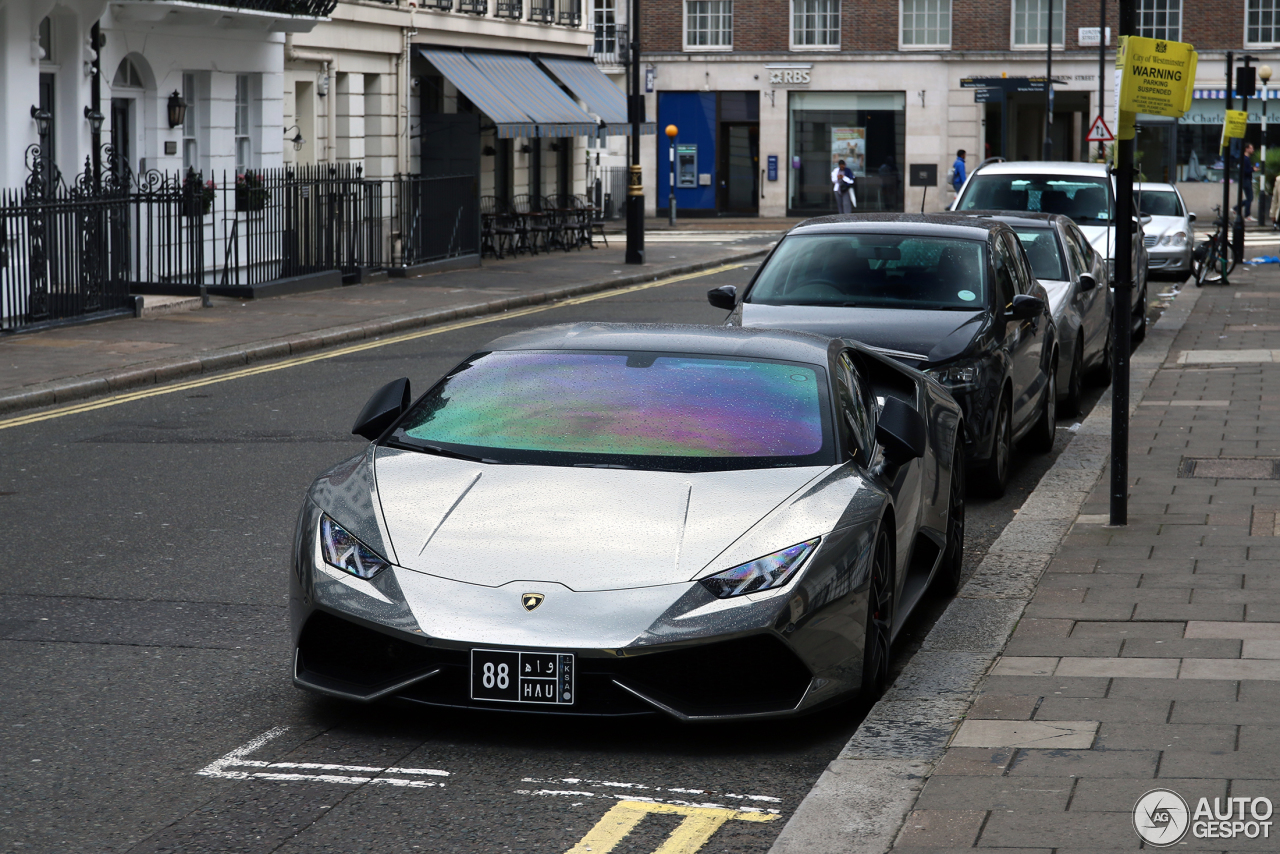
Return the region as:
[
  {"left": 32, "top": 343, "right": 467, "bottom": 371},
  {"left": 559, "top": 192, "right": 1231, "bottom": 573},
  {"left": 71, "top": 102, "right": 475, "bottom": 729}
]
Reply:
[{"left": 657, "top": 92, "right": 717, "bottom": 213}]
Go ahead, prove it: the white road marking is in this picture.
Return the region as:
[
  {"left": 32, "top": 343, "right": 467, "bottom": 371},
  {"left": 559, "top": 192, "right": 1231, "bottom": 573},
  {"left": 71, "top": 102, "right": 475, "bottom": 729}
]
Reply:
[
  {"left": 197, "top": 727, "right": 450, "bottom": 788},
  {"left": 517, "top": 776, "right": 782, "bottom": 813}
]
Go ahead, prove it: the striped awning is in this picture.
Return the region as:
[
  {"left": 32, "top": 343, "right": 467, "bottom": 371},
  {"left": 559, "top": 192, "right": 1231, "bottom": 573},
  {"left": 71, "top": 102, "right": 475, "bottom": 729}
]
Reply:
[
  {"left": 1192, "top": 89, "right": 1278, "bottom": 100},
  {"left": 418, "top": 48, "right": 537, "bottom": 139},
  {"left": 465, "top": 52, "right": 598, "bottom": 138},
  {"left": 538, "top": 56, "right": 654, "bottom": 136}
]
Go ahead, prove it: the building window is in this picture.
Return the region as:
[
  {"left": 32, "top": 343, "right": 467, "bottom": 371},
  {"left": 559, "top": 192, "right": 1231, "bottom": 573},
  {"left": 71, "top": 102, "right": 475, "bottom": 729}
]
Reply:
[
  {"left": 901, "top": 0, "right": 950, "bottom": 47},
  {"left": 113, "top": 58, "right": 144, "bottom": 89},
  {"left": 1137, "top": 0, "right": 1180, "bottom": 40},
  {"left": 182, "top": 72, "right": 198, "bottom": 171},
  {"left": 787, "top": 91, "right": 907, "bottom": 214},
  {"left": 235, "top": 74, "right": 251, "bottom": 173},
  {"left": 593, "top": 0, "right": 619, "bottom": 58},
  {"left": 1012, "top": 0, "right": 1064, "bottom": 48},
  {"left": 1248, "top": 0, "right": 1280, "bottom": 45},
  {"left": 792, "top": 0, "right": 839, "bottom": 48},
  {"left": 685, "top": 0, "right": 732, "bottom": 49}
]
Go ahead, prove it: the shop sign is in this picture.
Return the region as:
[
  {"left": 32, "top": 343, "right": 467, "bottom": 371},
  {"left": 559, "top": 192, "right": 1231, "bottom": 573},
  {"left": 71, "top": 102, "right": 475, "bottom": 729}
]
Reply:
[{"left": 766, "top": 65, "right": 812, "bottom": 86}]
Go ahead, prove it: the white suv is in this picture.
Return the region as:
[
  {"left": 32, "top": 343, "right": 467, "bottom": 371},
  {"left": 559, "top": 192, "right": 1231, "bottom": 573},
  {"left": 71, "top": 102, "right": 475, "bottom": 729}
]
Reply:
[{"left": 952, "top": 161, "right": 1150, "bottom": 343}]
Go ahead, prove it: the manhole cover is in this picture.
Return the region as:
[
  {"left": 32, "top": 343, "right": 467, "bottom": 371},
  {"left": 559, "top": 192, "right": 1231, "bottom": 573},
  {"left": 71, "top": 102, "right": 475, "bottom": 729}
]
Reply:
[{"left": 1179, "top": 457, "right": 1280, "bottom": 479}]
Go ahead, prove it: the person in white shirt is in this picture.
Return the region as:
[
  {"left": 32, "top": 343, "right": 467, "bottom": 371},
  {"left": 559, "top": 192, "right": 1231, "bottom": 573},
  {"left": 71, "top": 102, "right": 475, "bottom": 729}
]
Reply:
[{"left": 831, "top": 159, "right": 856, "bottom": 214}]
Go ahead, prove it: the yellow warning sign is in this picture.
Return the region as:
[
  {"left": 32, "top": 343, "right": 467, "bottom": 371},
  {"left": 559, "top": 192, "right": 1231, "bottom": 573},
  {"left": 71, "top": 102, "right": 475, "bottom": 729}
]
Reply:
[
  {"left": 1116, "top": 35, "right": 1197, "bottom": 119},
  {"left": 1221, "top": 108, "right": 1249, "bottom": 151}
]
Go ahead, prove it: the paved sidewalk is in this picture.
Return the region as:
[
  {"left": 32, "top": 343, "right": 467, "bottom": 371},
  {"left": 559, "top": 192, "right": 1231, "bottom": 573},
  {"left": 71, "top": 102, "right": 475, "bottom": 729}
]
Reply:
[
  {"left": 0, "top": 236, "right": 776, "bottom": 415},
  {"left": 883, "top": 268, "right": 1280, "bottom": 850}
]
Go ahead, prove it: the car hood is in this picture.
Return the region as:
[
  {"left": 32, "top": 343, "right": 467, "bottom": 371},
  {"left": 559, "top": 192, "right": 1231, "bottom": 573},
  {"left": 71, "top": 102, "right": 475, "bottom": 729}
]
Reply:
[
  {"left": 738, "top": 303, "right": 984, "bottom": 367},
  {"left": 1143, "top": 215, "right": 1187, "bottom": 240},
  {"left": 371, "top": 447, "right": 833, "bottom": 591}
]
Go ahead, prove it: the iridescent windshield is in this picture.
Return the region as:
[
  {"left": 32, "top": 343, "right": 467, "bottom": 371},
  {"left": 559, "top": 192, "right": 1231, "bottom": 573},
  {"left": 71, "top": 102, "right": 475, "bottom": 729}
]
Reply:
[{"left": 391, "top": 351, "right": 833, "bottom": 470}]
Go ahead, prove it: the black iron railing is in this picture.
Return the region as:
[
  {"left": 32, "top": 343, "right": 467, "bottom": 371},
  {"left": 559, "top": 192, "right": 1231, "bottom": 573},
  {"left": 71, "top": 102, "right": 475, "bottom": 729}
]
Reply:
[{"left": 1, "top": 158, "right": 479, "bottom": 332}]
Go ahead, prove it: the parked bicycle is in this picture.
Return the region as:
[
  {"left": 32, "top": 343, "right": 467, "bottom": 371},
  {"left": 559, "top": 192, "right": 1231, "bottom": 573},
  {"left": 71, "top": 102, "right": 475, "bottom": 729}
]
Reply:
[{"left": 1193, "top": 205, "right": 1237, "bottom": 286}]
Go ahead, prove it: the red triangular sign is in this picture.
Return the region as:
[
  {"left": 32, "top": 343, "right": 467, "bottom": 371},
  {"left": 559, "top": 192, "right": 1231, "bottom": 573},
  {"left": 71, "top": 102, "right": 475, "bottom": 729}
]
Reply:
[{"left": 1086, "top": 116, "right": 1115, "bottom": 143}]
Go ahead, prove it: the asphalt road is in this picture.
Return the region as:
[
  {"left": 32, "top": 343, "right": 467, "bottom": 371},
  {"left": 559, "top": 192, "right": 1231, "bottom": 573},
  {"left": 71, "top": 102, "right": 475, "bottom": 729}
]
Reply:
[{"left": 0, "top": 261, "right": 1111, "bottom": 854}]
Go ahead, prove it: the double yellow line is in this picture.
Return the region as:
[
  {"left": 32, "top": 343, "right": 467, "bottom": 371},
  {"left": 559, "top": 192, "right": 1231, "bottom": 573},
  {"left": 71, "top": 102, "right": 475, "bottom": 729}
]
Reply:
[{"left": 0, "top": 264, "right": 742, "bottom": 432}]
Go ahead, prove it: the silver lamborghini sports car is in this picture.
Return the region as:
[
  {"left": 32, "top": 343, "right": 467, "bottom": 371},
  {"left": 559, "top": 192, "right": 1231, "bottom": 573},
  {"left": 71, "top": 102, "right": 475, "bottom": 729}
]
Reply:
[{"left": 290, "top": 324, "right": 964, "bottom": 720}]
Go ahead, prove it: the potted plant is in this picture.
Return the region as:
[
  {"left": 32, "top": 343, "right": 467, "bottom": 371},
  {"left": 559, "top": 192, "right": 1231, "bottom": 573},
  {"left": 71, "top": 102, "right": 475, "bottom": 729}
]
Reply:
[
  {"left": 235, "top": 170, "right": 269, "bottom": 212},
  {"left": 183, "top": 170, "right": 215, "bottom": 218}
]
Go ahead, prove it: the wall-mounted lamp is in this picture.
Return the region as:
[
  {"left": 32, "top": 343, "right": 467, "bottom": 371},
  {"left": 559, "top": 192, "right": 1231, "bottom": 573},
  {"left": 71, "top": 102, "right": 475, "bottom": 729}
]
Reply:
[
  {"left": 482, "top": 145, "right": 497, "bottom": 156},
  {"left": 317, "top": 72, "right": 330, "bottom": 97},
  {"left": 284, "top": 125, "right": 305, "bottom": 151},
  {"left": 84, "top": 106, "right": 105, "bottom": 135},
  {"left": 30, "top": 105, "right": 52, "bottom": 137},
  {"left": 167, "top": 90, "right": 188, "bottom": 129},
  {"left": 520, "top": 143, "right": 532, "bottom": 153}
]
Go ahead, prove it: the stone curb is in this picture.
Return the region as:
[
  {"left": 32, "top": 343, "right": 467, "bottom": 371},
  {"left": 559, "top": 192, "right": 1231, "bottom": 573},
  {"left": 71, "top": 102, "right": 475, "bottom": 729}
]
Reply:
[
  {"left": 0, "top": 248, "right": 771, "bottom": 416},
  {"left": 768, "top": 283, "right": 1204, "bottom": 854}
]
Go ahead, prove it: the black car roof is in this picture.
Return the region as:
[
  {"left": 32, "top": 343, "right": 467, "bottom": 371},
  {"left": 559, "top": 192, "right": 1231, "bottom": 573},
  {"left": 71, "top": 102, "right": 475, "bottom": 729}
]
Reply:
[
  {"left": 787, "top": 212, "right": 1004, "bottom": 239},
  {"left": 483, "top": 322, "right": 840, "bottom": 366}
]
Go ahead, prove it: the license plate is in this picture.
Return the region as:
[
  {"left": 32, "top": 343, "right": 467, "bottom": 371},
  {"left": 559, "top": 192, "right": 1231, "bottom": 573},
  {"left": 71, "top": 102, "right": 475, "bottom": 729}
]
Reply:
[{"left": 470, "top": 648, "right": 575, "bottom": 705}]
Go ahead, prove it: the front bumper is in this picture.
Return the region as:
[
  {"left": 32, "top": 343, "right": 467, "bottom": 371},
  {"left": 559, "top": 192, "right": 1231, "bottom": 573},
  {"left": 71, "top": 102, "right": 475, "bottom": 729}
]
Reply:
[
  {"left": 1147, "top": 247, "right": 1192, "bottom": 273},
  {"left": 289, "top": 503, "right": 863, "bottom": 720}
]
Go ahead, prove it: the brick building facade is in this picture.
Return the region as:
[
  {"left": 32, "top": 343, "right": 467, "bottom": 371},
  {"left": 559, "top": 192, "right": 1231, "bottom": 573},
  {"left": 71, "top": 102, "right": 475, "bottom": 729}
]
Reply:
[{"left": 637, "top": 0, "right": 1275, "bottom": 216}]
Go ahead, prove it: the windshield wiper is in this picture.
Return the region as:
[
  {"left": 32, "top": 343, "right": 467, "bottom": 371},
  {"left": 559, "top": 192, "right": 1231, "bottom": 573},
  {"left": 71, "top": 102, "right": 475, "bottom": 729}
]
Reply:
[{"left": 388, "top": 438, "right": 497, "bottom": 463}]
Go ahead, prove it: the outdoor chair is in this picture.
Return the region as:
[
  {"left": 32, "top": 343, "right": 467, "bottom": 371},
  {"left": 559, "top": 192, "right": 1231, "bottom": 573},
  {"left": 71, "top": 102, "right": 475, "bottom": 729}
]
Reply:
[
  {"left": 480, "top": 195, "right": 517, "bottom": 258},
  {"left": 511, "top": 194, "right": 551, "bottom": 254},
  {"left": 576, "top": 194, "right": 607, "bottom": 248}
]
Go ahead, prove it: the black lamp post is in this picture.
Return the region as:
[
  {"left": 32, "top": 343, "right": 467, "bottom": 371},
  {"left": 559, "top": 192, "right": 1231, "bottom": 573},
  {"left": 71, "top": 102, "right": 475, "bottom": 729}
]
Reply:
[
  {"left": 167, "top": 90, "right": 188, "bottom": 129},
  {"left": 625, "top": 0, "right": 644, "bottom": 264}
]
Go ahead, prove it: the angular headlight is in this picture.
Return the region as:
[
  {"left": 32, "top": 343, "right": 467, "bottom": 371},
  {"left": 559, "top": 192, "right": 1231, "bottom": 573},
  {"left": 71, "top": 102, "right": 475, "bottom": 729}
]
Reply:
[
  {"left": 926, "top": 360, "right": 983, "bottom": 391},
  {"left": 320, "top": 515, "right": 390, "bottom": 580},
  {"left": 1160, "top": 231, "right": 1187, "bottom": 247},
  {"left": 700, "top": 539, "right": 819, "bottom": 599}
]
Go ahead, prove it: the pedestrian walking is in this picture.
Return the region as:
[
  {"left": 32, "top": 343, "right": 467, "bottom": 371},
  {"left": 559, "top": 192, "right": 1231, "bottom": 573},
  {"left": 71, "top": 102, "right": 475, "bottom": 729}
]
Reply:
[
  {"left": 950, "top": 149, "right": 967, "bottom": 194},
  {"left": 1238, "top": 143, "right": 1257, "bottom": 221},
  {"left": 832, "top": 159, "right": 856, "bottom": 214}
]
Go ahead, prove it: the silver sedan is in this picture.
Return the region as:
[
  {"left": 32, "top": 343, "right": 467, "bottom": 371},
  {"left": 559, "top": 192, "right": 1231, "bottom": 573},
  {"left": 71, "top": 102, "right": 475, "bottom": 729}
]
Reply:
[
  {"left": 1137, "top": 182, "right": 1195, "bottom": 278},
  {"left": 965, "top": 213, "right": 1113, "bottom": 415},
  {"left": 289, "top": 324, "right": 964, "bottom": 720}
]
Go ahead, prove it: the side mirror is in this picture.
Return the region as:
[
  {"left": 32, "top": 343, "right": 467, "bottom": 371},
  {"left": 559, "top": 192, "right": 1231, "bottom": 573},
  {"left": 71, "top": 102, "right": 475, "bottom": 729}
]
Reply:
[
  {"left": 1187, "top": 212, "right": 1197, "bottom": 223},
  {"left": 1078, "top": 272, "right": 1097, "bottom": 292},
  {"left": 352, "top": 377, "right": 411, "bottom": 441},
  {"left": 707, "top": 285, "right": 737, "bottom": 311},
  {"left": 1008, "top": 293, "right": 1045, "bottom": 320},
  {"left": 874, "top": 397, "right": 927, "bottom": 471}
]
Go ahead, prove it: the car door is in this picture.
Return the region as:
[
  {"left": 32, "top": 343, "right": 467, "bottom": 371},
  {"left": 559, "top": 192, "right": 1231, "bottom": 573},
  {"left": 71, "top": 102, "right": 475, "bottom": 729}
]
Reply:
[
  {"left": 837, "top": 350, "right": 921, "bottom": 625},
  {"left": 1064, "top": 221, "right": 1108, "bottom": 357},
  {"left": 993, "top": 234, "right": 1039, "bottom": 430}
]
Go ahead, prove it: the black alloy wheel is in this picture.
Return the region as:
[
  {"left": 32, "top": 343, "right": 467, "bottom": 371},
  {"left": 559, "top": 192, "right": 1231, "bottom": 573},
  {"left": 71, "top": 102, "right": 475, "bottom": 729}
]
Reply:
[
  {"left": 860, "top": 527, "right": 894, "bottom": 701},
  {"left": 1131, "top": 283, "right": 1148, "bottom": 344},
  {"left": 975, "top": 393, "right": 1012, "bottom": 498},
  {"left": 1063, "top": 336, "right": 1084, "bottom": 417},
  {"left": 1089, "top": 325, "right": 1113, "bottom": 387},
  {"left": 1026, "top": 361, "right": 1057, "bottom": 454},
  {"left": 934, "top": 445, "right": 966, "bottom": 597}
]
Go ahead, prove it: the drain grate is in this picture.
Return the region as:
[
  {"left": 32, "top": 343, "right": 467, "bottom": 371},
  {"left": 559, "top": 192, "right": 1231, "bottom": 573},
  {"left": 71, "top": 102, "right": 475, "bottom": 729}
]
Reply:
[{"left": 1179, "top": 457, "right": 1280, "bottom": 479}]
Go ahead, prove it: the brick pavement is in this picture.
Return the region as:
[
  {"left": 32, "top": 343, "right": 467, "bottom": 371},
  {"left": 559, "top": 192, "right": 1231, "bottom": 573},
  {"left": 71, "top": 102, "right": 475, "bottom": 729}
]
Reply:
[{"left": 890, "top": 266, "right": 1280, "bottom": 851}]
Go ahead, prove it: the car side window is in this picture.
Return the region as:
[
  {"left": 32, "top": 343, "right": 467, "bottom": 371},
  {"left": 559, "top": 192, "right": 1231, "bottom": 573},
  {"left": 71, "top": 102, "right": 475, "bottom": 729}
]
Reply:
[
  {"left": 836, "top": 351, "right": 877, "bottom": 463},
  {"left": 1002, "top": 233, "right": 1034, "bottom": 295},
  {"left": 1060, "top": 227, "right": 1086, "bottom": 278},
  {"left": 1065, "top": 222, "right": 1097, "bottom": 271},
  {"left": 991, "top": 238, "right": 1016, "bottom": 312}
]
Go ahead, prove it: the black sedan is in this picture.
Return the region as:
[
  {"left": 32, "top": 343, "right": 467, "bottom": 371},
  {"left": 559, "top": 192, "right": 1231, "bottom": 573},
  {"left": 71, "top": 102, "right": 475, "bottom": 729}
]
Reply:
[{"left": 709, "top": 214, "right": 1057, "bottom": 497}]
